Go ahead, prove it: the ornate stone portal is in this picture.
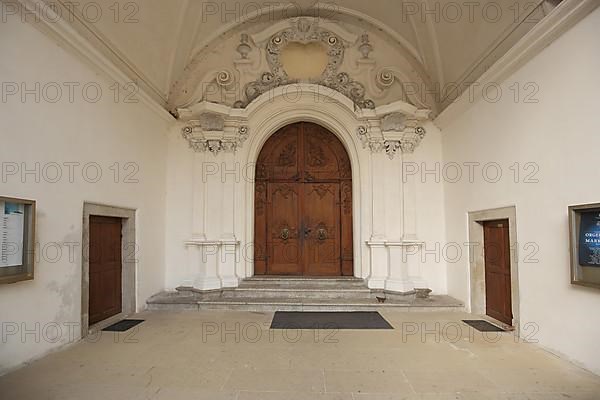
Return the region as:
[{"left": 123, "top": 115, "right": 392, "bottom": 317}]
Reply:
[{"left": 172, "top": 17, "right": 435, "bottom": 293}]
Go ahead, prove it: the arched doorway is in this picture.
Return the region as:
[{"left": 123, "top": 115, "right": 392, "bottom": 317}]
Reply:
[{"left": 254, "top": 122, "right": 353, "bottom": 276}]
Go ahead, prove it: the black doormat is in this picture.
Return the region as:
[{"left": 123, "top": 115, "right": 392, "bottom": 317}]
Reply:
[
  {"left": 462, "top": 320, "right": 505, "bottom": 332},
  {"left": 102, "top": 319, "right": 144, "bottom": 332},
  {"left": 270, "top": 312, "right": 393, "bottom": 329}
]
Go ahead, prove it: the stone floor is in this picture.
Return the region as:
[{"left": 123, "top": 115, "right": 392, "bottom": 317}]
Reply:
[{"left": 1, "top": 310, "right": 599, "bottom": 399}]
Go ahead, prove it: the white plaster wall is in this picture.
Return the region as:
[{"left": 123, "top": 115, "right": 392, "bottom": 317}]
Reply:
[
  {"left": 440, "top": 8, "right": 600, "bottom": 374},
  {"left": 164, "top": 110, "right": 448, "bottom": 293},
  {"left": 164, "top": 128, "right": 194, "bottom": 289},
  {"left": 414, "top": 122, "right": 448, "bottom": 294},
  {"left": 0, "top": 17, "right": 169, "bottom": 373}
]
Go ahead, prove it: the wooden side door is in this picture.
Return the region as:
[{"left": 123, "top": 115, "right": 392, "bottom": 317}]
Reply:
[
  {"left": 89, "top": 216, "right": 122, "bottom": 325},
  {"left": 483, "top": 219, "right": 513, "bottom": 325}
]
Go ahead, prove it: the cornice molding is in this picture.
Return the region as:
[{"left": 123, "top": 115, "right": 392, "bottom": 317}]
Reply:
[
  {"left": 178, "top": 84, "right": 430, "bottom": 158},
  {"left": 16, "top": 0, "right": 174, "bottom": 123},
  {"left": 435, "top": 0, "right": 599, "bottom": 130}
]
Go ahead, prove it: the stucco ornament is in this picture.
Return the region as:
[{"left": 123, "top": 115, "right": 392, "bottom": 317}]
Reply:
[
  {"left": 361, "top": 113, "right": 428, "bottom": 158},
  {"left": 178, "top": 84, "right": 431, "bottom": 159},
  {"left": 236, "top": 34, "right": 252, "bottom": 59},
  {"left": 181, "top": 114, "right": 249, "bottom": 154},
  {"left": 236, "top": 18, "right": 375, "bottom": 109},
  {"left": 399, "top": 126, "right": 427, "bottom": 154}
]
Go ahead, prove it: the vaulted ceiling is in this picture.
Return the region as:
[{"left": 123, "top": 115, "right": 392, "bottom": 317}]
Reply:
[{"left": 47, "top": 0, "right": 559, "bottom": 114}]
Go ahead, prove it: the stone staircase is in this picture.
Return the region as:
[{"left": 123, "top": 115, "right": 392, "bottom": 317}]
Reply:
[{"left": 146, "top": 277, "right": 464, "bottom": 312}]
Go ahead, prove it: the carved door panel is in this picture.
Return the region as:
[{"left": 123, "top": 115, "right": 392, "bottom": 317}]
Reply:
[
  {"left": 303, "top": 124, "right": 351, "bottom": 182},
  {"left": 340, "top": 180, "right": 353, "bottom": 276},
  {"left": 303, "top": 183, "right": 341, "bottom": 275},
  {"left": 266, "top": 183, "right": 302, "bottom": 275},
  {"left": 256, "top": 124, "right": 301, "bottom": 181},
  {"left": 254, "top": 181, "right": 268, "bottom": 275},
  {"left": 255, "top": 122, "right": 353, "bottom": 276}
]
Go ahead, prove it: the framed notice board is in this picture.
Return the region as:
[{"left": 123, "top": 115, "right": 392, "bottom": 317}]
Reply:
[
  {"left": 0, "top": 197, "right": 36, "bottom": 284},
  {"left": 569, "top": 203, "right": 600, "bottom": 289}
]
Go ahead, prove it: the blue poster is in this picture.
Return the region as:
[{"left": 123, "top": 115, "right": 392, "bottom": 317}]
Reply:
[{"left": 578, "top": 210, "right": 600, "bottom": 267}]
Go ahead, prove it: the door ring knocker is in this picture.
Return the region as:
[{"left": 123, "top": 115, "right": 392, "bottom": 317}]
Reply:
[
  {"left": 317, "top": 228, "right": 327, "bottom": 241},
  {"left": 280, "top": 228, "right": 290, "bottom": 241}
]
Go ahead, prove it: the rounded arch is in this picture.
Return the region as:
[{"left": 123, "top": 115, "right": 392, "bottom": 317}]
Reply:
[
  {"left": 253, "top": 122, "right": 353, "bottom": 276},
  {"left": 239, "top": 84, "right": 371, "bottom": 279},
  {"left": 242, "top": 84, "right": 368, "bottom": 168},
  {"left": 256, "top": 121, "right": 352, "bottom": 181}
]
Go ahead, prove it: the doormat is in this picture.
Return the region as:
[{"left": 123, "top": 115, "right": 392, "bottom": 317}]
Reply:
[
  {"left": 102, "top": 319, "right": 144, "bottom": 332},
  {"left": 270, "top": 312, "right": 393, "bottom": 329},
  {"left": 462, "top": 320, "right": 505, "bottom": 332}
]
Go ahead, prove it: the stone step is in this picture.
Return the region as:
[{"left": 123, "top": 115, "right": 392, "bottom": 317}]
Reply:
[
  {"left": 241, "top": 276, "right": 367, "bottom": 288},
  {"left": 146, "top": 291, "right": 465, "bottom": 313},
  {"left": 222, "top": 286, "right": 371, "bottom": 299}
]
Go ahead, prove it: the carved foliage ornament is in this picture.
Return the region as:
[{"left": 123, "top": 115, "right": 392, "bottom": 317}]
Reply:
[
  {"left": 356, "top": 124, "right": 427, "bottom": 159},
  {"left": 236, "top": 18, "right": 375, "bottom": 109},
  {"left": 181, "top": 118, "right": 249, "bottom": 155}
]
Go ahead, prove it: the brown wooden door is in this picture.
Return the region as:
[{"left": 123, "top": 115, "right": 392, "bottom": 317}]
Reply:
[
  {"left": 254, "top": 122, "right": 353, "bottom": 276},
  {"left": 89, "top": 216, "right": 122, "bottom": 325},
  {"left": 483, "top": 219, "right": 513, "bottom": 325}
]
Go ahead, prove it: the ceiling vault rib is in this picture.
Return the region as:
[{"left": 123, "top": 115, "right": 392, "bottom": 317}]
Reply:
[
  {"left": 165, "top": 0, "right": 192, "bottom": 94},
  {"left": 443, "top": 0, "right": 549, "bottom": 106},
  {"left": 18, "top": 0, "right": 591, "bottom": 120},
  {"left": 51, "top": 0, "right": 167, "bottom": 103},
  {"left": 435, "top": 0, "right": 598, "bottom": 128}
]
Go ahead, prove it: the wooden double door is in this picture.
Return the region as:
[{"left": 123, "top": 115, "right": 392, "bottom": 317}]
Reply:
[
  {"left": 483, "top": 219, "right": 513, "bottom": 325},
  {"left": 254, "top": 122, "right": 353, "bottom": 276}
]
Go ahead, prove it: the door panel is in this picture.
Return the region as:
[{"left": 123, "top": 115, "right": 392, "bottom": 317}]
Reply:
[
  {"left": 256, "top": 124, "right": 301, "bottom": 181},
  {"left": 483, "top": 220, "right": 512, "bottom": 325},
  {"left": 89, "top": 216, "right": 122, "bottom": 325},
  {"left": 267, "top": 183, "right": 302, "bottom": 275},
  {"left": 254, "top": 182, "right": 268, "bottom": 275},
  {"left": 303, "top": 124, "right": 351, "bottom": 181},
  {"left": 255, "top": 122, "right": 352, "bottom": 276},
  {"left": 303, "top": 183, "right": 341, "bottom": 276},
  {"left": 340, "top": 181, "right": 353, "bottom": 276}
]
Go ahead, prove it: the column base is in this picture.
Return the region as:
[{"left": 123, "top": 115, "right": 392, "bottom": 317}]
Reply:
[
  {"left": 367, "top": 277, "right": 386, "bottom": 289},
  {"left": 385, "top": 278, "right": 414, "bottom": 293},
  {"left": 220, "top": 276, "right": 240, "bottom": 288},
  {"left": 410, "top": 276, "right": 429, "bottom": 290},
  {"left": 193, "top": 277, "right": 222, "bottom": 291}
]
